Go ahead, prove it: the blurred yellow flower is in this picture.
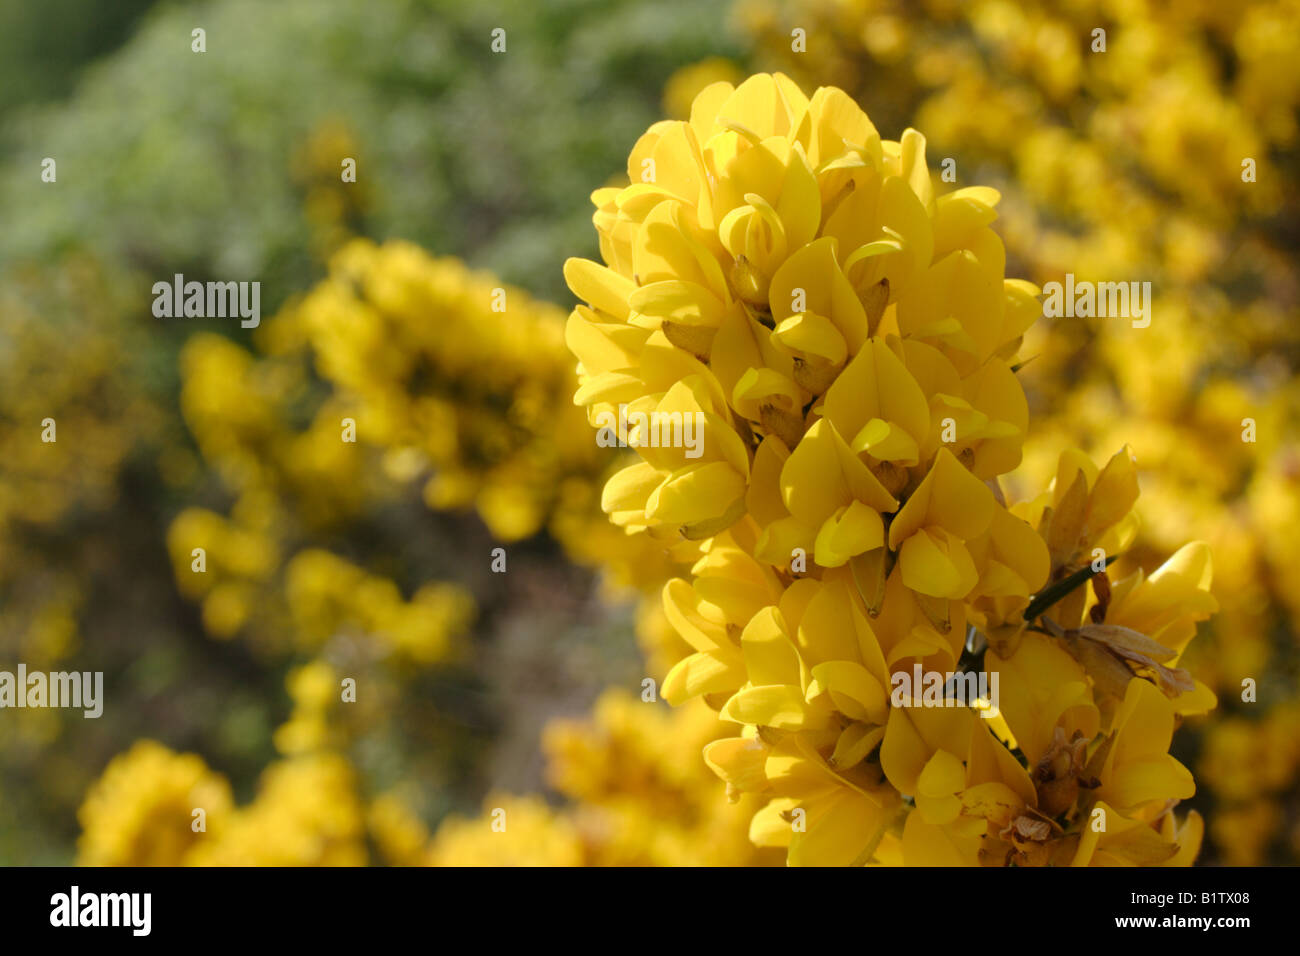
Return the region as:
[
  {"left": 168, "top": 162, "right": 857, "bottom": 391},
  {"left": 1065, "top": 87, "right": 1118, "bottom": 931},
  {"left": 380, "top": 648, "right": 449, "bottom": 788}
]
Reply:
[{"left": 77, "top": 741, "right": 232, "bottom": 867}]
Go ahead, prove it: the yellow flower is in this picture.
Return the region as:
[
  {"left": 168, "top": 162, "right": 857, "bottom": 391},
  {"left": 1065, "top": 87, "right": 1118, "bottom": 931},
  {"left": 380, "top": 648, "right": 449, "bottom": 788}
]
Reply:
[
  {"left": 80, "top": 743, "right": 371, "bottom": 866},
  {"left": 1092, "top": 678, "right": 1195, "bottom": 814},
  {"left": 566, "top": 72, "right": 1214, "bottom": 865},
  {"left": 283, "top": 548, "right": 474, "bottom": 663},
  {"left": 427, "top": 794, "right": 585, "bottom": 867},
  {"left": 188, "top": 753, "right": 367, "bottom": 866},
  {"left": 77, "top": 741, "right": 232, "bottom": 866}
]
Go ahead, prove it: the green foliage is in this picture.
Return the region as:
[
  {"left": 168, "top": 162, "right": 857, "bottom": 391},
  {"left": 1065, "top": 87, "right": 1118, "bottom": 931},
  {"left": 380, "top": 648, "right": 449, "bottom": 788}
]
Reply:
[{"left": 1, "top": 0, "right": 743, "bottom": 303}]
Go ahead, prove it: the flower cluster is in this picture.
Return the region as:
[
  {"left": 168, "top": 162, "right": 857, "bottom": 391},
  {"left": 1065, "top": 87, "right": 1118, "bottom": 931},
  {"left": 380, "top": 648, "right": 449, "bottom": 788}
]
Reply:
[
  {"left": 426, "top": 690, "right": 776, "bottom": 866},
  {"left": 77, "top": 689, "right": 771, "bottom": 868},
  {"left": 739, "top": 0, "right": 1300, "bottom": 864},
  {"left": 77, "top": 741, "right": 366, "bottom": 866},
  {"left": 565, "top": 73, "right": 1215, "bottom": 865}
]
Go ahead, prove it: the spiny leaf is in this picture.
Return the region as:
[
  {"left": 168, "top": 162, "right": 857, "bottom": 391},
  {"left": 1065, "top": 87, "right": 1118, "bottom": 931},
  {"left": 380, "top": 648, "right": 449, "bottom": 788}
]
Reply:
[{"left": 1023, "top": 555, "right": 1118, "bottom": 622}]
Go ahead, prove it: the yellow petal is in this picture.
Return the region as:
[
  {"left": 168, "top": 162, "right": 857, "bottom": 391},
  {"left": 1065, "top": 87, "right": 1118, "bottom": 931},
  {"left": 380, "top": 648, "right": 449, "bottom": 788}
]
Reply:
[
  {"left": 644, "top": 460, "right": 746, "bottom": 527},
  {"left": 898, "top": 528, "right": 980, "bottom": 599},
  {"left": 788, "top": 787, "right": 890, "bottom": 867},
  {"left": 722, "top": 684, "right": 828, "bottom": 730},
  {"left": 915, "top": 750, "right": 966, "bottom": 825},
  {"left": 813, "top": 500, "right": 885, "bottom": 568},
  {"left": 808, "top": 660, "right": 888, "bottom": 724},
  {"left": 600, "top": 461, "right": 662, "bottom": 515},
  {"left": 740, "top": 606, "right": 802, "bottom": 686},
  {"left": 563, "top": 258, "right": 636, "bottom": 321},
  {"left": 662, "top": 650, "right": 745, "bottom": 705},
  {"left": 1085, "top": 445, "right": 1140, "bottom": 536}
]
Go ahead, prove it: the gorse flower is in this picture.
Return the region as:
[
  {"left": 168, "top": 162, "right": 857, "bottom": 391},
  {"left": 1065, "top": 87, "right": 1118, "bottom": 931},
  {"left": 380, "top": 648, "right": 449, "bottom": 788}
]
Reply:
[{"left": 566, "top": 73, "right": 1215, "bottom": 865}]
